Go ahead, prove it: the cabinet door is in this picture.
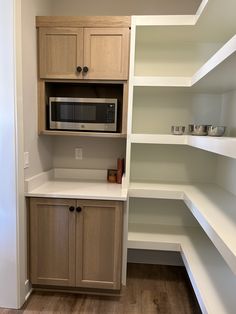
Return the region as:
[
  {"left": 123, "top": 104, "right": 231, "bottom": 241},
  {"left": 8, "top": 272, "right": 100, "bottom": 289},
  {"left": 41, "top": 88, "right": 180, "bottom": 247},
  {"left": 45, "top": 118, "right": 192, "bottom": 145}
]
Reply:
[
  {"left": 30, "top": 198, "right": 76, "bottom": 286},
  {"left": 39, "top": 28, "right": 83, "bottom": 79},
  {"left": 76, "top": 200, "right": 123, "bottom": 290},
  {"left": 83, "top": 28, "right": 129, "bottom": 80}
]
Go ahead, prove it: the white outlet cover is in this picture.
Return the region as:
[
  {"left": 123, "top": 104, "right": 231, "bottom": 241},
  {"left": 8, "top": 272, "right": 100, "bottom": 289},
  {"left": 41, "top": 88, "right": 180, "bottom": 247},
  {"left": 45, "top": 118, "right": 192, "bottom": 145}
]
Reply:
[{"left": 75, "top": 148, "right": 83, "bottom": 160}]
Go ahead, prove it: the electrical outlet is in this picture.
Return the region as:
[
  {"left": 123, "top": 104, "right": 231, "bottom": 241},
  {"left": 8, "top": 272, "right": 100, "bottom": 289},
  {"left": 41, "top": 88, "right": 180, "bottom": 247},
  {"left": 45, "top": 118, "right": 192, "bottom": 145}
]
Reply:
[
  {"left": 24, "top": 152, "right": 29, "bottom": 169},
  {"left": 75, "top": 147, "right": 83, "bottom": 160}
]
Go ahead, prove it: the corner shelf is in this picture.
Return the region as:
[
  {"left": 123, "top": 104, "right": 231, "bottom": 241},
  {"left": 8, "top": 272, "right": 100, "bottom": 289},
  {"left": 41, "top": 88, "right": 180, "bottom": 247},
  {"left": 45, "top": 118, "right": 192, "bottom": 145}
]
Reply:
[
  {"left": 128, "top": 223, "right": 236, "bottom": 314},
  {"left": 129, "top": 182, "right": 236, "bottom": 276},
  {"left": 130, "top": 134, "right": 236, "bottom": 159},
  {"left": 188, "top": 135, "right": 236, "bottom": 159},
  {"left": 132, "top": 35, "right": 236, "bottom": 93}
]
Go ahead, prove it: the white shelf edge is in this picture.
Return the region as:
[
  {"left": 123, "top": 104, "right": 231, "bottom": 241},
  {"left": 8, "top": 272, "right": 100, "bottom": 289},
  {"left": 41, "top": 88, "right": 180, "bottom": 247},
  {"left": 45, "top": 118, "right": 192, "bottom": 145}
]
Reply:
[
  {"left": 132, "top": 15, "right": 197, "bottom": 26},
  {"left": 192, "top": 35, "right": 236, "bottom": 86},
  {"left": 130, "top": 134, "right": 236, "bottom": 159},
  {"left": 132, "top": 0, "right": 209, "bottom": 26},
  {"left": 131, "top": 35, "right": 236, "bottom": 92},
  {"left": 133, "top": 76, "right": 192, "bottom": 87},
  {"left": 130, "top": 134, "right": 188, "bottom": 145},
  {"left": 128, "top": 182, "right": 236, "bottom": 276},
  {"left": 128, "top": 223, "right": 236, "bottom": 314},
  {"left": 187, "top": 135, "right": 236, "bottom": 159}
]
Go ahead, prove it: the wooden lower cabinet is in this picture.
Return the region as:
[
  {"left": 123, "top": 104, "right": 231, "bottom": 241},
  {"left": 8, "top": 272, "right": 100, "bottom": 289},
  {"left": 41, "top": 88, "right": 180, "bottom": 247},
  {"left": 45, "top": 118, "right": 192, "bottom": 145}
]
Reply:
[
  {"left": 29, "top": 198, "right": 123, "bottom": 291},
  {"left": 76, "top": 200, "right": 123, "bottom": 290}
]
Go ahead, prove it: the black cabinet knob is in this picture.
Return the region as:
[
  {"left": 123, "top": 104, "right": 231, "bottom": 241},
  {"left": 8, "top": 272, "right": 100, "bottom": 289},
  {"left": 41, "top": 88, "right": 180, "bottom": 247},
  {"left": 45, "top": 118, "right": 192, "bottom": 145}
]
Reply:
[
  {"left": 76, "top": 207, "right": 82, "bottom": 213},
  {"left": 77, "top": 66, "right": 82, "bottom": 73},
  {"left": 69, "top": 206, "right": 75, "bottom": 212},
  {"left": 83, "top": 66, "right": 89, "bottom": 73}
]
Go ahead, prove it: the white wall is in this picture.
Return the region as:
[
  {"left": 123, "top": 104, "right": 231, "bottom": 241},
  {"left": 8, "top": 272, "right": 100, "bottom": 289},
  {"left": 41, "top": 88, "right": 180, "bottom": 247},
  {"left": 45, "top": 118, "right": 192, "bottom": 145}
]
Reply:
[
  {"left": 22, "top": 0, "right": 53, "bottom": 179},
  {"left": 51, "top": 0, "right": 201, "bottom": 15},
  {"left": 53, "top": 137, "right": 126, "bottom": 170},
  {"left": 131, "top": 144, "right": 217, "bottom": 183},
  {"left": 132, "top": 89, "right": 222, "bottom": 134}
]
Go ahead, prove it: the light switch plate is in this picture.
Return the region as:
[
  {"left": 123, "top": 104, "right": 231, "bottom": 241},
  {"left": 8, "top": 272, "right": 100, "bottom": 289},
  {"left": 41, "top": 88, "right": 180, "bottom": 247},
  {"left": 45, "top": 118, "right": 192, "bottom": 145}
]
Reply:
[{"left": 24, "top": 152, "right": 29, "bottom": 169}]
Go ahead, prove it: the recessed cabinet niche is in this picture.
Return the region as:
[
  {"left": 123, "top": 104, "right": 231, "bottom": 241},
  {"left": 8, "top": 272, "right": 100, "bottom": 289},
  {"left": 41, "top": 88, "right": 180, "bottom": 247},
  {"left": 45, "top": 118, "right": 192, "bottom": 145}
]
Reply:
[
  {"left": 38, "top": 26, "right": 130, "bottom": 80},
  {"left": 29, "top": 198, "right": 123, "bottom": 291},
  {"left": 38, "top": 81, "right": 128, "bottom": 137}
]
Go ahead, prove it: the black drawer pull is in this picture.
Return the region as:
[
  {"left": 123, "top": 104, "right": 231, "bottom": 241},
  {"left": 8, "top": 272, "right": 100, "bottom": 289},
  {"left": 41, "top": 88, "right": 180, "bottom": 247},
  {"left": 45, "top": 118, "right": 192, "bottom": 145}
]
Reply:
[
  {"left": 77, "top": 66, "right": 82, "bottom": 73},
  {"left": 76, "top": 207, "right": 82, "bottom": 213},
  {"left": 83, "top": 66, "right": 89, "bottom": 73},
  {"left": 69, "top": 206, "right": 75, "bottom": 212}
]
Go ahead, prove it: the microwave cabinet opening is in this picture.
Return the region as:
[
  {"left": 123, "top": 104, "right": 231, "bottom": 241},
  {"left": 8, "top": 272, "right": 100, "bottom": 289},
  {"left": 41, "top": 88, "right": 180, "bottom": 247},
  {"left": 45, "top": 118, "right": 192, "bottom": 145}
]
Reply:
[{"left": 41, "top": 82, "right": 127, "bottom": 136}]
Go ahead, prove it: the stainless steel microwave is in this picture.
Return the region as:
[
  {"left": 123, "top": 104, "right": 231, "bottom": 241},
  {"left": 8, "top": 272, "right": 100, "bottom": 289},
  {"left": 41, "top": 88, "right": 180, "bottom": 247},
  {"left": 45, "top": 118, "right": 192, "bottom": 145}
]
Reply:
[{"left": 49, "top": 97, "right": 118, "bottom": 132}]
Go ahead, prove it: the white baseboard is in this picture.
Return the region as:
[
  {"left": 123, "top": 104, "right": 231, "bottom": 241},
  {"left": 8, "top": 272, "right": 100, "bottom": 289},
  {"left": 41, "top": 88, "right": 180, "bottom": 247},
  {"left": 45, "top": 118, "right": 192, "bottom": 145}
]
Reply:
[{"left": 25, "top": 280, "right": 32, "bottom": 301}]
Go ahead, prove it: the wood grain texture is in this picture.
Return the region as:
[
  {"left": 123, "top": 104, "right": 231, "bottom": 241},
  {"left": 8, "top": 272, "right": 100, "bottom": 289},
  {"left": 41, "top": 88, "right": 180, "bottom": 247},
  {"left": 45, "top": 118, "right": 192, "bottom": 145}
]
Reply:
[
  {"left": 76, "top": 200, "right": 123, "bottom": 290},
  {"left": 122, "top": 81, "right": 128, "bottom": 134},
  {"left": 39, "top": 28, "right": 84, "bottom": 79},
  {"left": 36, "top": 16, "right": 131, "bottom": 28},
  {"left": 30, "top": 198, "right": 76, "bottom": 286},
  {"left": 38, "top": 79, "right": 46, "bottom": 133},
  {"left": 83, "top": 28, "right": 130, "bottom": 80},
  {"left": 0, "top": 264, "right": 201, "bottom": 313}
]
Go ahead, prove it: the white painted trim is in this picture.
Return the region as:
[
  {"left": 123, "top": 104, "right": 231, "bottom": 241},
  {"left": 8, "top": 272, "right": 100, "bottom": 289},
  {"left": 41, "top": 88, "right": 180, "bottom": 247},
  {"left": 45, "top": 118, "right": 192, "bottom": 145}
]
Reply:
[
  {"left": 192, "top": 35, "right": 236, "bottom": 86},
  {"left": 195, "top": 0, "right": 209, "bottom": 21},
  {"left": 24, "top": 280, "right": 32, "bottom": 302},
  {"left": 133, "top": 76, "right": 192, "bottom": 87},
  {"left": 133, "top": 15, "right": 197, "bottom": 26}
]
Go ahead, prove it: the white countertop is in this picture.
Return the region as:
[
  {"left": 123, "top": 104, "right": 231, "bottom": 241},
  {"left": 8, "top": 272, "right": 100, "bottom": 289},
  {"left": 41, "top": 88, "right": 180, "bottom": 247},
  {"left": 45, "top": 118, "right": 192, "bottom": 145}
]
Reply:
[{"left": 25, "top": 169, "right": 128, "bottom": 201}]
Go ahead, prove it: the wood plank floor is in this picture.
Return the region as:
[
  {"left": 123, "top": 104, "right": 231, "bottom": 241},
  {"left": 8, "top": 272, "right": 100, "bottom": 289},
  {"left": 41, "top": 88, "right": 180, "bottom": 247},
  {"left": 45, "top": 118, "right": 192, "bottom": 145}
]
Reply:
[{"left": 0, "top": 264, "right": 201, "bottom": 314}]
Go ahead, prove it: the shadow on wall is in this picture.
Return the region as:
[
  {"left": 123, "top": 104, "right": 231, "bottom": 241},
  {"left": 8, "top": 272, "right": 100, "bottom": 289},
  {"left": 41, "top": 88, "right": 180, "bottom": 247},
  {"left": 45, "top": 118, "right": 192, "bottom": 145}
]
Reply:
[{"left": 50, "top": 0, "right": 202, "bottom": 15}]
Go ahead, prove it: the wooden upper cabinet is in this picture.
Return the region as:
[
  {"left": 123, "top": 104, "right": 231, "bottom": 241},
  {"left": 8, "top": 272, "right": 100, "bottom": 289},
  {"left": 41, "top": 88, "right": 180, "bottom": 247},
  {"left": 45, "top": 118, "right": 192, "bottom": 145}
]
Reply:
[
  {"left": 75, "top": 200, "right": 123, "bottom": 290},
  {"left": 39, "top": 27, "right": 84, "bottom": 79},
  {"left": 38, "top": 25, "right": 130, "bottom": 80},
  {"left": 29, "top": 198, "right": 76, "bottom": 286},
  {"left": 83, "top": 28, "right": 129, "bottom": 80}
]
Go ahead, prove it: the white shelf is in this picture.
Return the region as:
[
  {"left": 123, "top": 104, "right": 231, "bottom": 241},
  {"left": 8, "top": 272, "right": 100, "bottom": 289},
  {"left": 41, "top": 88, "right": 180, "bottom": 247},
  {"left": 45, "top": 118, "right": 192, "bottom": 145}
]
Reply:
[
  {"left": 188, "top": 135, "right": 236, "bottom": 159},
  {"left": 128, "top": 223, "right": 236, "bottom": 314},
  {"left": 133, "top": 15, "right": 198, "bottom": 26},
  {"left": 129, "top": 182, "right": 185, "bottom": 199},
  {"left": 129, "top": 182, "right": 236, "bottom": 276},
  {"left": 130, "top": 134, "right": 187, "bottom": 145},
  {"left": 133, "top": 76, "right": 191, "bottom": 87},
  {"left": 130, "top": 134, "right": 236, "bottom": 159},
  {"left": 132, "top": 35, "right": 236, "bottom": 93}
]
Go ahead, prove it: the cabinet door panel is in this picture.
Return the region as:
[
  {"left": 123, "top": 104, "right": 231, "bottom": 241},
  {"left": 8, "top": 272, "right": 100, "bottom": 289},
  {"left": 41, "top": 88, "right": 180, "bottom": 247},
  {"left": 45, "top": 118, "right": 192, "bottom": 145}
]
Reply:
[
  {"left": 76, "top": 200, "right": 123, "bottom": 290},
  {"left": 30, "top": 198, "right": 76, "bottom": 286},
  {"left": 84, "top": 28, "right": 129, "bottom": 80},
  {"left": 39, "top": 28, "right": 83, "bottom": 79}
]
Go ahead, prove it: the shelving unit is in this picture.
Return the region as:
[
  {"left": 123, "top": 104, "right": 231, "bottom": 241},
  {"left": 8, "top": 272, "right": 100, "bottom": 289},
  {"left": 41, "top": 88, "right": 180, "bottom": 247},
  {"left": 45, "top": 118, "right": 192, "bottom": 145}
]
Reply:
[
  {"left": 130, "top": 134, "right": 236, "bottom": 159},
  {"left": 125, "top": 1, "right": 236, "bottom": 312},
  {"left": 129, "top": 182, "right": 236, "bottom": 275},
  {"left": 128, "top": 223, "right": 236, "bottom": 314}
]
